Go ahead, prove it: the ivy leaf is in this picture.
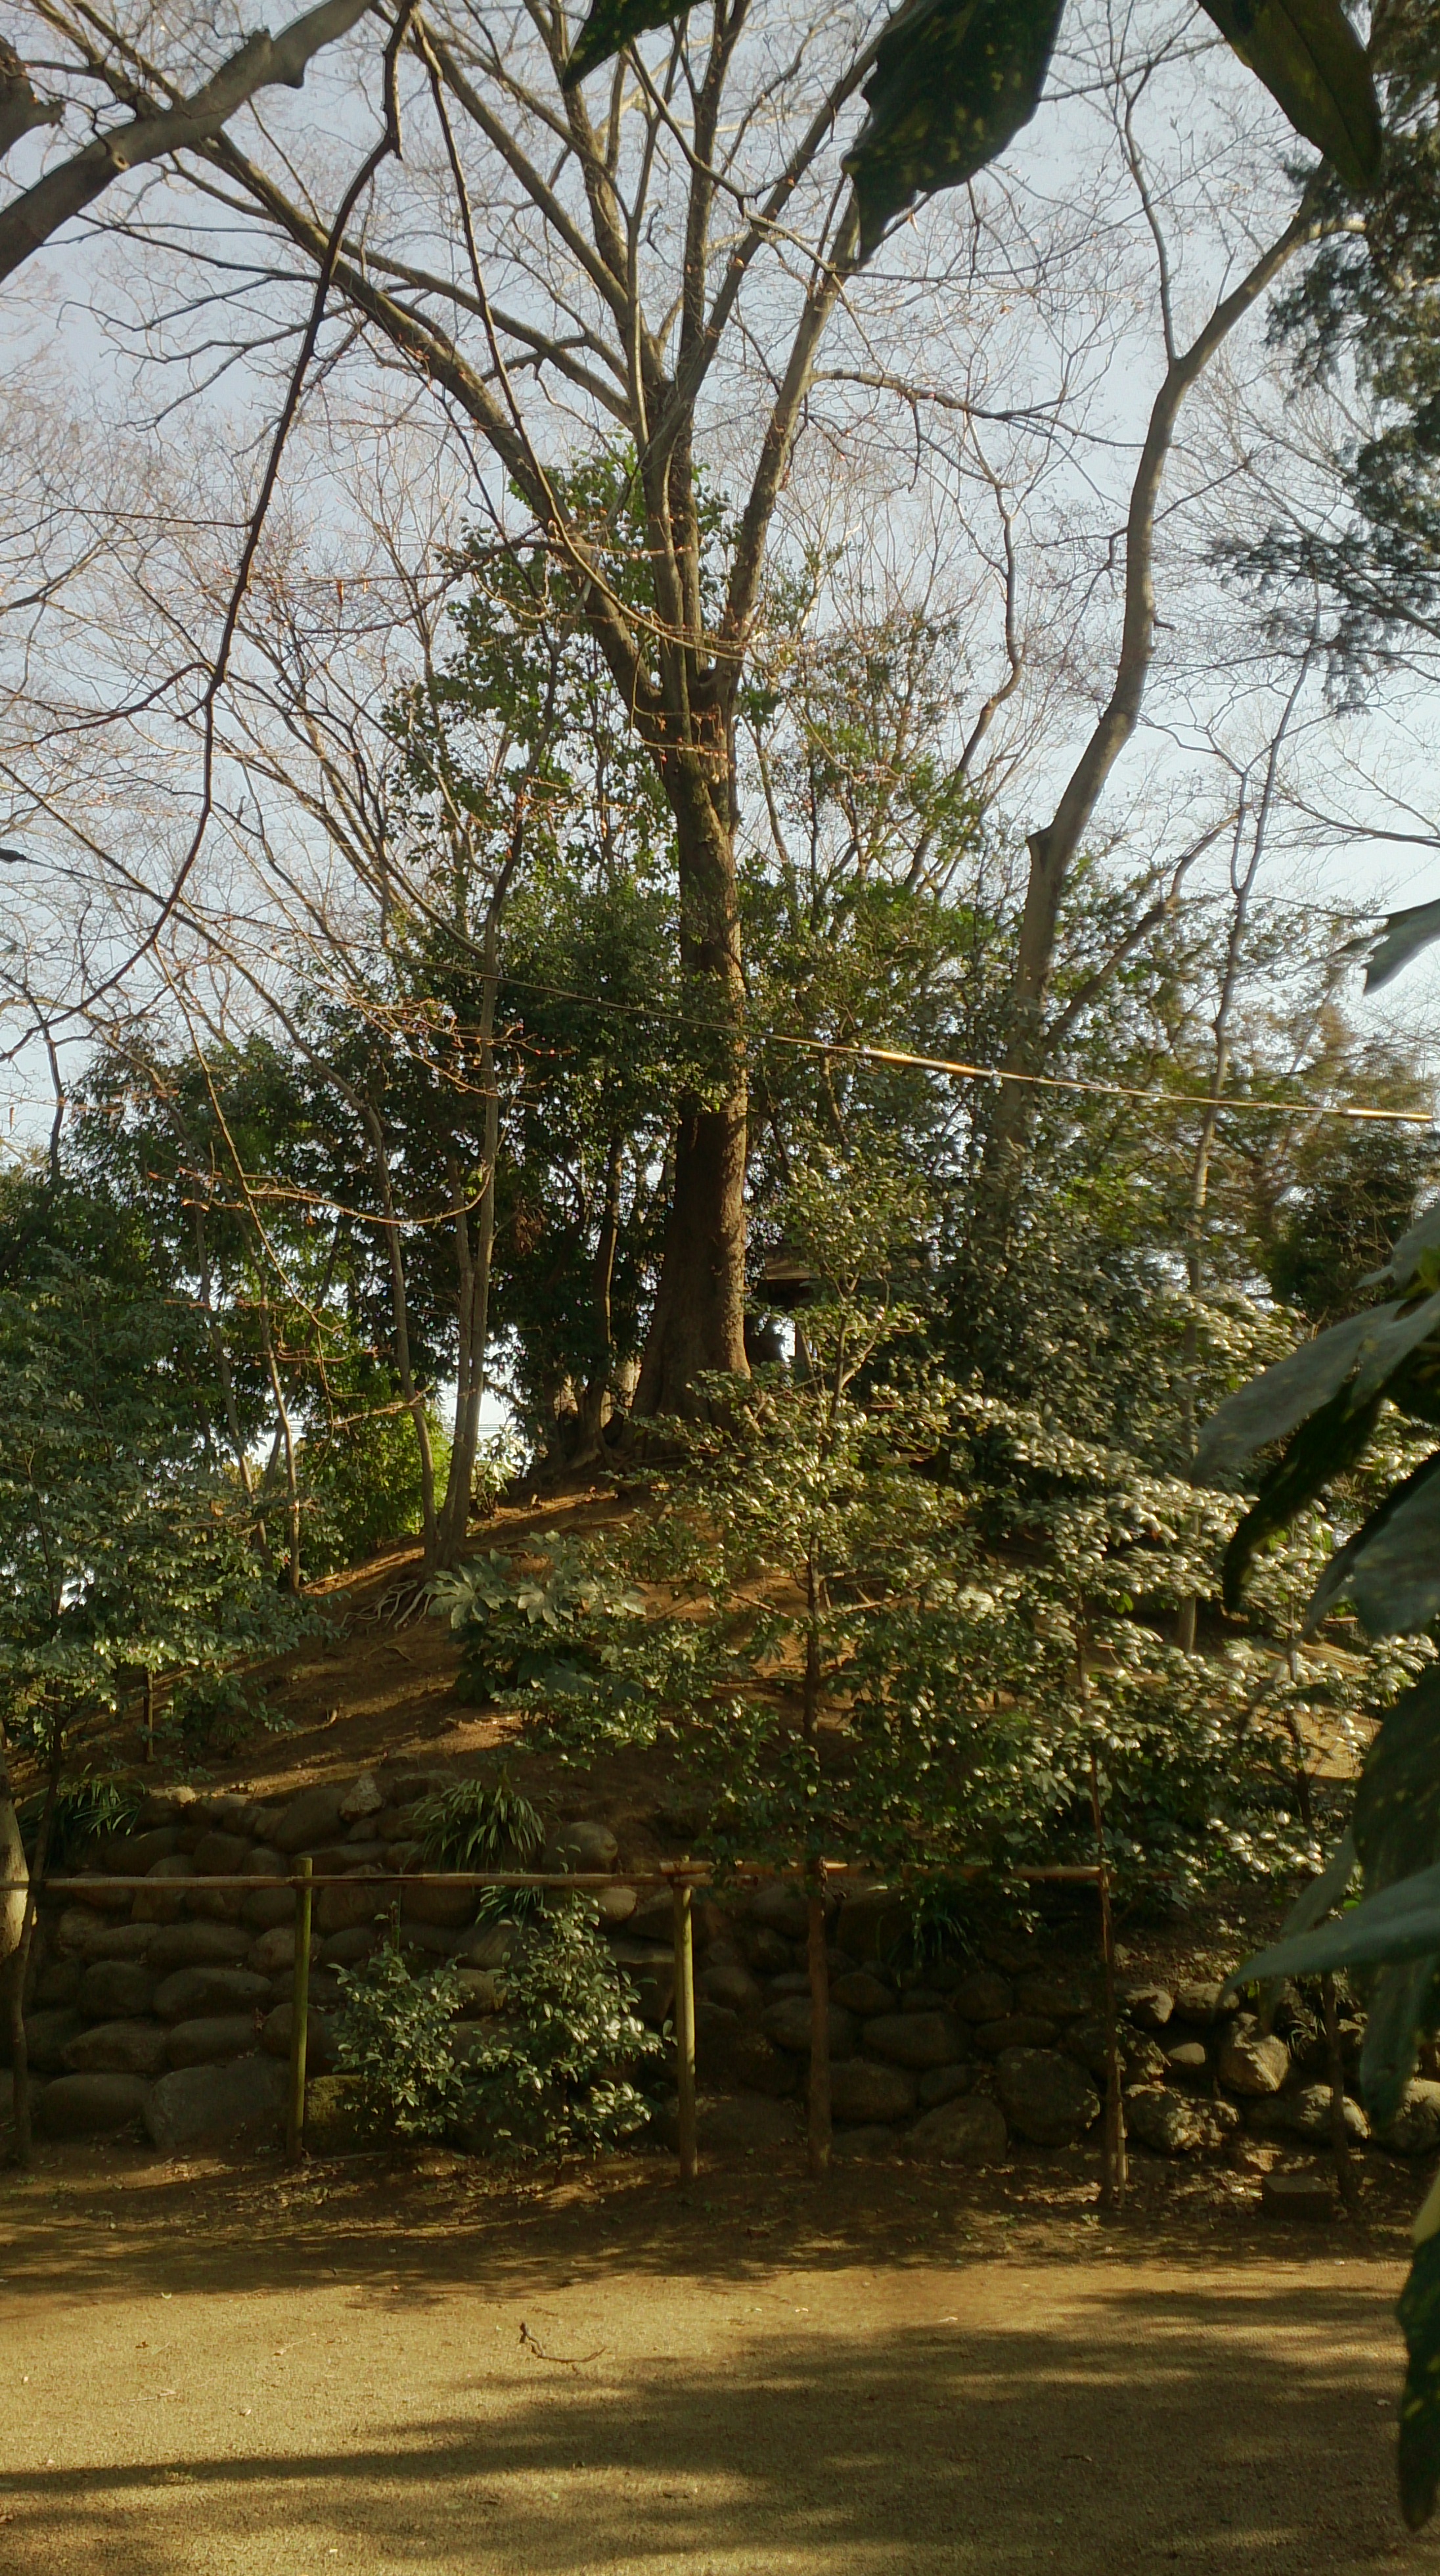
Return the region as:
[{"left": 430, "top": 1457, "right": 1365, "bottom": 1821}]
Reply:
[
  {"left": 844, "top": 0, "right": 1066, "bottom": 258},
  {"left": 1196, "top": 0, "right": 1380, "bottom": 193},
  {"left": 564, "top": 0, "right": 681, "bottom": 85}
]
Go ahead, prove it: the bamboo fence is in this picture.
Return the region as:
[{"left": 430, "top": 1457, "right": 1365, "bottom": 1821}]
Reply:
[{"left": 3, "top": 1858, "right": 1119, "bottom": 2194}]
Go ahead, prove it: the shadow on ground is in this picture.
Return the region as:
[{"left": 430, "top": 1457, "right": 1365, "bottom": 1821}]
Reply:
[{"left": 0, "top": 2151, "right": 1421, "bottom": 2573}]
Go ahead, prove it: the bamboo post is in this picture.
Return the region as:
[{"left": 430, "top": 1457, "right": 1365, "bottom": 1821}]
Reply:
[
  {"left": 807, "top": 1863, "right": 831, "bottom": 2180},
  {"left": 1322, "top": 1971, "right": 1361, "bottom": 2217},
  {"left": 286, "top": 1856, "right": 313, "bottom": 2164},
  {"left": 1087, "top": 1748, "right": 1127, "bottom": 2212},
  {"left": 672, "top": 1866, "right": 697, "bottom": 2186}
]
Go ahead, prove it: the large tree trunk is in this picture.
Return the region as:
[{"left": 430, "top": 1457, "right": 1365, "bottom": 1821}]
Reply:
[
  {"left": 635, "top": 741, "right": 750, "bottom": 1415},
  {"left": 431, "top": 1120, "right": 496, "bottom": 1571},
  {"left": 635, "top": 1098, "right": 748, "bottom": 1414},
  {"left": 577, "top": 1130, "right": 625, "bottom": 1457}
]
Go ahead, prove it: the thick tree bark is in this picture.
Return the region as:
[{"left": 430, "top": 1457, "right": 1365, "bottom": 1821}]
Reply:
[
  {"left": 259, "top": 1306, "right": 302, "bottom": 1594},
  {"left": 635, "top": 1101, "right": 748, "bottom": 1414},
  {"left": 577, "top": 1131, "right": 625, "bottom": 1456},
  {"left": 635, "top": 742, "right": 749, "bottom": 1415},
  {"left": 361, "top": 1104, "right": 438, "bottom": 1561},
  {"left": 432, "top": 1118, "right": 496, "bottom": 1570}
]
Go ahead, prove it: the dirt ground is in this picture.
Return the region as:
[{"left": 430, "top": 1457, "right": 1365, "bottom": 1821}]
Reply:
[{"left": 0, "top": 2142, "right": 1433, "bottom": 2576}]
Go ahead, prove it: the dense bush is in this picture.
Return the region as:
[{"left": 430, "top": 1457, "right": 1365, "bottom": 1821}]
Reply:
[
  {"left": 454, "top": 1902, "right": 660, "bottom": 2161},
  {"left": 411, "top": 1770, "right": 545, "bottom": 1870},
  {"left": 332, "top": 1901, "right": 660, "bottom": 2157},
  {"left": 332, "top": 1934, "right": 470, "bottom": 2141},
  {"left": 299, "top": 1403, "right": 449, "bottom": 1578}
]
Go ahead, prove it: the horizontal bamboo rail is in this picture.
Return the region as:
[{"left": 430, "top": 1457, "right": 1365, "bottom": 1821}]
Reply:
[
  {"left": 0, "top": 1862, "right": 1102, "bottom": 1895},
  {"left": 5, "top": 1855, "right": 1107, "bottom": 2183}
]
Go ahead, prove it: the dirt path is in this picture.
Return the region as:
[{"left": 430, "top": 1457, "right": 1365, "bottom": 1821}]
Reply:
[{"left": 0, "top": 2144, "right": 1429, "bottom": 2575}]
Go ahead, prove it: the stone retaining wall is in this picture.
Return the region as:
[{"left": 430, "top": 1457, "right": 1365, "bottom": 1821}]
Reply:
[{"left": 7, "top": 1766, "right": 1437, "bottom": 2170}]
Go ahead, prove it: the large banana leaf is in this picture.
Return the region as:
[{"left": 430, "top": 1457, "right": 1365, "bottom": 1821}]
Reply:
[
  {"left": 1221, "top": 1380, "right": 1381, "bottom": 1609},
  {"left": 843, "top": 0, "right": 1065, "bottom": 256},
  {"left": 1362, "top": 1205, "right": 1440, "bottom": 1302},
  {"left": 564, "top": 0, "right": 677, "bottom": 82},
  {"left": 1351, "top": 1286, "right": 1440, "bottom": 1404},
  {"left": 1400, "top": 2234, "right": 1440, "bottom": 2529},
  {"left": 1355, "top": 1664, "right": 1440, "bottom": 1889},
  {"left": 1195, "top": 1302, "right": 1400, "bottom": 1481},
  {"left": 1363, "top": 1952, "right": 1440, "bottom": 2127},
  {"left": 566, "top": 0, "right": 1380, "bottom": 231},
  {"left": 1228, "top": 1671, "right": 1440, "bottom": 2109},
  {"left": 1226, "top": 1861, "right": 1440, "bottom": 1985},
  {"left": 1305, "top": 1448, "right": 1440, "bottom": 1636},
  {"left": 1280, "top": 1826, "right": 1355, "bottom": 1935},
  {"left": 1355, "top": 1668, "right": 1440, "bottom": 2119},
  {"left": 1365, "top": 899, "right": 1440, "bottom": 994},
  {"left": 1196, "top": 0, "right": 1380, "bottom": 192}
]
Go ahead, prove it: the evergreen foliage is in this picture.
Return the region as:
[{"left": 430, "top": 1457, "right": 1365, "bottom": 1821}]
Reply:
[
  {"left": 456, "top": 1902, "right": 661, "bottom": 2161},
  {"left": 332, "top": 1935, "right": 470, "bottom": 2142}
]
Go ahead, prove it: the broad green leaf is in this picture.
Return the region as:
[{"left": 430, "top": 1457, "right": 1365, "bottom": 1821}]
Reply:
[
  {"left": 564, "top": 0, "right": 683, "bottom": 85},
  {"left": 1226, "top": 1859, "right": 1440, "bottom": 1987},
  {"left": 1257, "top": 1828, "right": 1355, "bottom": 2015},
  {"left": 1399, "top": 2234, "right": 1440, "bottom": 2529},
  {"left": 1355, "top": 1665, "right": 1440, "bottom": 1895},
  {"left": 1362, "top": 1203, "right": 1440, "bottom": 1300},
  {"left": 1305, "top": 1448, "right": 1440, "bottom": 1636},
  {"left": 1279, "top": 1828, "right": 1356, "bottom": 1937},
  {"left": 1222, "top": 1379, "right": 1381, "bottom": 1609},
  {"left": 1362, "top": 1953, "right": 1438, "bottom": 2126},
  {"left": 1196, "top": 0, "right": 1380, "bottom": 193},
  {"left": 1195, "top": 1302, "right": 1400, "bottom": 1480},
  {"left": 844, "top": 0, "right": 1066, "bottom": 260},
  {"left": 1351, "top": 1286, "right": 1440, "bottom": 1406},
  {"left": 1365, "top": 898, "right": 1440, "bottom": 994}
]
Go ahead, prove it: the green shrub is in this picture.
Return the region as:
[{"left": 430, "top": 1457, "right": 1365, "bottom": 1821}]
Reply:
[
  {"left": 427, "top": 1540, "right": 644, "bottom": 1705},
  {"left": 170, "top": 1669, "right": 291, "bottom": 1760},
  {"left": 459, "top": 1901, "right": 661, "bottom": 2160},
  {"left": 299, "top": 1402, "right": 450, "bottom": 1578},
  {"left": 471, "top": 1428, "right": 525, "bottom": 1519},
  {"left": 332, "top": 1932, "right": 469, "bottom": 2140},
  {"left": 21, "top": 1771, "right": 143, "bottom": 1859}
]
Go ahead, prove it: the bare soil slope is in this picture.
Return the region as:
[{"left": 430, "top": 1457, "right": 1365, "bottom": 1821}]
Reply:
[{"left": 170, "top": 1489, "right": 693, "bottom": 1847}]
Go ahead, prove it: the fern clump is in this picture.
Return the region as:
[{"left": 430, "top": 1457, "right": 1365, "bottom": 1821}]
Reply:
[{"left": 411, "top": 1769, "right": 545, "bottom": 1870}]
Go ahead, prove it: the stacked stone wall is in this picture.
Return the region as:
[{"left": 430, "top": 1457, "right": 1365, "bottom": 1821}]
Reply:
[{"left": 9, "top": 1768, "right": 1440, "bottom": 2170}]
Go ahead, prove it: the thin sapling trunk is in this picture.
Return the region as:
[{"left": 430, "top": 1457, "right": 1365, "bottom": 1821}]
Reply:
[{"left": 9, "top": 1721, "right": 62, "bottom": 2167}]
